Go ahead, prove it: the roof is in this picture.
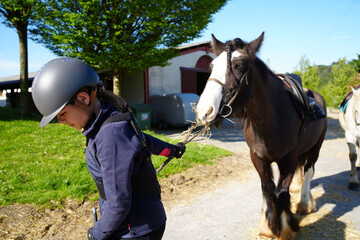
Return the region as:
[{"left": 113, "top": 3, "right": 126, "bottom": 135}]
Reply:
[
  {"left": 177, "top": 41, "right": 211, "bottom": 50},
  {"left": 0, "top": 72, "right": 37, "bottom": 91},
  {"left": 0, "top": 41, "right": 212, "bottom": 91},
  {"left": 177, "top": 41, "right": 212, "bottom": 55}
]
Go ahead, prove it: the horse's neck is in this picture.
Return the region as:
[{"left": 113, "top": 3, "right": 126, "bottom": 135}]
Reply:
[{"left": 245, "top": 68, "right": 285, "bottom": 129}]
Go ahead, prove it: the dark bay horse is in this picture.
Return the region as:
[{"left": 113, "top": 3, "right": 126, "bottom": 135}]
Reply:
[{"left": 195, "top": 32, "right": 327, "bottom": 239}]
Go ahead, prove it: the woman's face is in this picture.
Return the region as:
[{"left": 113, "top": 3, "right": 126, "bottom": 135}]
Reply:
[
  {"left": 56, "top": 92, "right": 91, "bottom": 130},
  {"left": 57, "top": 105, "right": 90, "bottom": 130}
]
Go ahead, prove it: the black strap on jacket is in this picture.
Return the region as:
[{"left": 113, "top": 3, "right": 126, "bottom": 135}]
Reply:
[
  {"left": 100, "top": 111, "right": 146, "bottom": 148},
  {"left": 96, "top": 110, "right": 161, "bottom": 200}
]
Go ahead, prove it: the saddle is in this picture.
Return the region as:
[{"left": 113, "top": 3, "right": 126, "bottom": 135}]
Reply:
[
  {"left": 339, "top": 85, "right": 360, "bottom": 112},
  {"left": 277, "top": 74, "right": 325, "bottom": 121},
  {"left": 278, "top": 74, "right": 326, "bottom": 143}
]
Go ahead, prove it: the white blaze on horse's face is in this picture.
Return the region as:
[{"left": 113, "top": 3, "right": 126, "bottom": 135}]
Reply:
[{"left": 196, "top": 50, "right": 243, "bottom": 125}]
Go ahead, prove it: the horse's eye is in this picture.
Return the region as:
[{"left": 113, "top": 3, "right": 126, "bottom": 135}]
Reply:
[{"left": 234, "top": 64, "right": 241, "bottom": 69}]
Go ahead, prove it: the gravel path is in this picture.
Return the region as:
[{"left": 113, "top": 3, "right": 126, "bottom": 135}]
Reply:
[{"left": 161, "top": 114, "right": 360, "bottom": 240}]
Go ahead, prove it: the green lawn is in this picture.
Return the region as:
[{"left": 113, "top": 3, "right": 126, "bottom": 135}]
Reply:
[{"left": 0, "top": 107, "right": 232, "bottom": 207}]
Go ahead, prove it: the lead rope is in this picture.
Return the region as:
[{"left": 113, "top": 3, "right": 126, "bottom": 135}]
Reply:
[{"left": 156, "top": 123, "right": 210, "bottom": 174}]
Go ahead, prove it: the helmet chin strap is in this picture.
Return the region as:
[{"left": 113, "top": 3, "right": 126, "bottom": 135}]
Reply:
[{"left": 72, "top": 88, "right": 97, "bottom": 118}]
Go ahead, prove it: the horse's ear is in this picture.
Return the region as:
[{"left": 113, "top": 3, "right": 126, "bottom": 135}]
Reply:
[
  {"left": 352, "top": 87, "right": 360, "bottom": 97},
  {"left": 248, "top": 32, "right": 265, "bottom": 54},
  {"left": 211, "top": 34, "right": 225, "bottom": 56}
]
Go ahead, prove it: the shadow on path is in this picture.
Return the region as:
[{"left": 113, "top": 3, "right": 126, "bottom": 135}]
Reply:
[{"left": 295, "top": 168, "right": 360, "bottom": 239}]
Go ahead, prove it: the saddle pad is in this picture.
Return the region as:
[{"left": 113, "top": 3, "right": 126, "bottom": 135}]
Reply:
[
  {"left": 339, "top": 85, "right": 360, "bottom": 112},
  {"left": 308, "top": 98, "right": 326, "bottom": 121}
]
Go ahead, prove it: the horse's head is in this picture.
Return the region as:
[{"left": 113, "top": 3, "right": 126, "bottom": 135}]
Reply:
[{"left": 195, "top": 32, "right": 264, "bottom": 126}]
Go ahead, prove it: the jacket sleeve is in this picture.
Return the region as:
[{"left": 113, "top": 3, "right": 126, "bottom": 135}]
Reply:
[
  {"left": 142, "top": 133, "right": 178, "bottom": 157},
  {"left": 91, "top": 121, "right": 141, "bottom": 240}
]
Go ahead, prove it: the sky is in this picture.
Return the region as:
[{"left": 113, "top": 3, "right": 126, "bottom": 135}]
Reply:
[{"left": 0, "top": 0, "right": 359, "bottom": 78}]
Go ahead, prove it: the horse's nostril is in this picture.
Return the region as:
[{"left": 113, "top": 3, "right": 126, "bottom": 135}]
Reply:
[{"left": 206, "top": 107, "right": 213, "bottom": 117}]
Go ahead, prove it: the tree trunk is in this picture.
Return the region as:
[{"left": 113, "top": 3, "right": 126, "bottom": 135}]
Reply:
[
  {"left": 18, "top": 25, "right": 29, "bottom": 115},
  {"left": 113, "top": 68, "right": 122, "bottom": 96}
]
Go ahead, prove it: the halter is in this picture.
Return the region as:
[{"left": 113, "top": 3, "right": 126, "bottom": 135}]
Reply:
[{"left": 208, "top": 42, "right": 250, "bottom": 118}]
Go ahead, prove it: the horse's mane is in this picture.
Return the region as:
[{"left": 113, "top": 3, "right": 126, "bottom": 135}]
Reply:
[
  {"left": 224, "top": 37, "right": 276, "bottom": 80},
  {"left": 223, "top": 37, "right": 277, "bottom": 122}
]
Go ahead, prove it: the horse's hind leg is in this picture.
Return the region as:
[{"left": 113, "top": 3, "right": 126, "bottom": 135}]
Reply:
[
  {"left": 296, "top": 133, "right": 325, "bottom": 214},
  {"left": 289, "top": 165, "right": 303, "bottom": 193},
  {"left": 296, "top": 159, "right": 316, "bottom": 215},
  {"left": 347, "top": 141, "right": 360, "bottom": 190}
]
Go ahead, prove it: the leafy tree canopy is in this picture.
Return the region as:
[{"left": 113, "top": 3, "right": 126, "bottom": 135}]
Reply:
[
  {"left": 294, "top": 55, "right": 358, "bottom": 107},
  {"left": 350, "top": 54, "right": 360, "bottom": 72},
  {"left": 0, "top": 0, "right": 35, "bottom": 29},
  {"left": 294, "top": 55, "right": 320, "bottom": 91},
  {"left": 31, "top": 0, "right": 227, "bottom": 75}
]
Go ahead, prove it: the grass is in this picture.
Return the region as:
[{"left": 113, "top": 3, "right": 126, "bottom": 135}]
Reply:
[{"left": 0, "top": 107, "right": 232, "bottom": 207}]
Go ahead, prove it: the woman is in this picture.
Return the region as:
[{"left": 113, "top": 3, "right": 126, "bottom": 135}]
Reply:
[{"left": 31, "top": 57, "right": 185, "bottom": 240}]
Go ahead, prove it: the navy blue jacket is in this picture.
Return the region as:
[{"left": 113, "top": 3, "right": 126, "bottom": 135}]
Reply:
[{"left": 83, "top": 103, "right": 177, "bottom": 240}]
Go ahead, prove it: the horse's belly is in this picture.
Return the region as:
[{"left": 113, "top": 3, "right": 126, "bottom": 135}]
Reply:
[{"left": 298, "top": 119, "right": 327, "bottom": 153}]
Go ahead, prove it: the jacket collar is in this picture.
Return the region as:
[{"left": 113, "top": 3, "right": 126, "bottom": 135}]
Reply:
[{"left": 82, "top": 103, "right": 119, "bottom": 139}]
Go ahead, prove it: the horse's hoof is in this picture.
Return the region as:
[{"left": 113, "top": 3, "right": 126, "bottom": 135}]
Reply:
[
  {"left": 296, "top": 208, "right": 314, "bottom": 215},
  {"left": 296, "top": 202, "right": 316, "bottom": 215},
  {"left": 348, "top": 182, "right": 359, "bottom": 190},
  {"left": 259, "top": 232, "right": 275, "bottom": 239}
]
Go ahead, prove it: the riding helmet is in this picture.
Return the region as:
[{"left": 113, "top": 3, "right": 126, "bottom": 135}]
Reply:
[{"left": 31, "top": 57, "right": 99, "bottom": 127}]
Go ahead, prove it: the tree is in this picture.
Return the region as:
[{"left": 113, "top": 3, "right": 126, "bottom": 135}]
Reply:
[
  {"left": 350, "top": 54, "right": 360, "bottom": 73},
  {"left": 294, "top": 55, "right": 320, "bottom": 91},
  {"left": 319, "top": 58, "right": 357, "bottom": 107},
  {"left": 0, "top": 0, "right": 37, "bottom": 114},
  {"left": 31, "top": 0, "right": 228, "bottom": 96},
  {"left": 331, "top": 58, "right": 357, "bottom": 95}
]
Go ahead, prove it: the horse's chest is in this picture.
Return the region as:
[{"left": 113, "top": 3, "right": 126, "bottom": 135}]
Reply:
[{"left": 244, "top": 125, "right": 292, "bottom": 161}]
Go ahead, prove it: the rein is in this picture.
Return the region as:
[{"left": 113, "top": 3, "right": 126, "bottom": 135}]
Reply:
[
  {"left": 156, "top": 123, "right": 210, "bottom": 174},
  {"left": 208, "top": 43, "right": 250, "bottom": 118}
]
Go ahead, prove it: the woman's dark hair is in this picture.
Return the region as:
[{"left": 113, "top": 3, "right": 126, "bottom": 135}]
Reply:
[
  {"left": 97, "top": 90, "right": 128, "bottom": 113},
  {"left": 75, "top": 83, "right": 128, "bottom": 113}
]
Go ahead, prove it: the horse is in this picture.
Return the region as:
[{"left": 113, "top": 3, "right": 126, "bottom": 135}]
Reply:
[
  {"left": 195, "top": 32, "right": 328, "bottom": 240},
  {"left": 339, "top": 87, "right": 360, "bottom": 189}
]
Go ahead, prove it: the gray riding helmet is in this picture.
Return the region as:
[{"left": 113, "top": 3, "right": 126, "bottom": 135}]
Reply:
[{"left": 31, "top": 57, "right": 99, "bottom": 127}]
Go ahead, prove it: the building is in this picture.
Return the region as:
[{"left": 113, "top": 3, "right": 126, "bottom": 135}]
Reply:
[{"left": 0, "top": 41, "right": 215, "bottom": 107}]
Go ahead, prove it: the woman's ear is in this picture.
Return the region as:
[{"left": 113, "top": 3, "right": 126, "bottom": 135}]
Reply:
[{"left": 76, "top": 92, "right": 90, "bottom": 105}]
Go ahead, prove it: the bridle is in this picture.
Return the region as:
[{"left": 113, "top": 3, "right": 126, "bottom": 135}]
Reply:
[{"left": 207, "top": 42, "right": 250, "bottom": 118}]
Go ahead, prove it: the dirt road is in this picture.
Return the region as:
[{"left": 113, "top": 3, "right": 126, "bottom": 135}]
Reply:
[
  {"left": 162, "top": 114, "right": 360, "bottom": 240},
  {"left": 1, "top": 113, "right": 360, "bottom": 239}
]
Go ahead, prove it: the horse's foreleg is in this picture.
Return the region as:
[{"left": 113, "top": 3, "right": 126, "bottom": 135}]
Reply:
[
  {"left": 276, "top": 159, "right": 299, "bottom": 240},
  {"left": 250, "top": 152, "right": 278, "bottom": 238},
  {"left": 348, "top": 142, "right": 360, "bottom": 189}
]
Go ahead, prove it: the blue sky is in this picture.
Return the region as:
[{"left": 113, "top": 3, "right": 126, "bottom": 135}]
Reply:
[{"left": 1, "top": 0, "right": 359, "bottom": 78}]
